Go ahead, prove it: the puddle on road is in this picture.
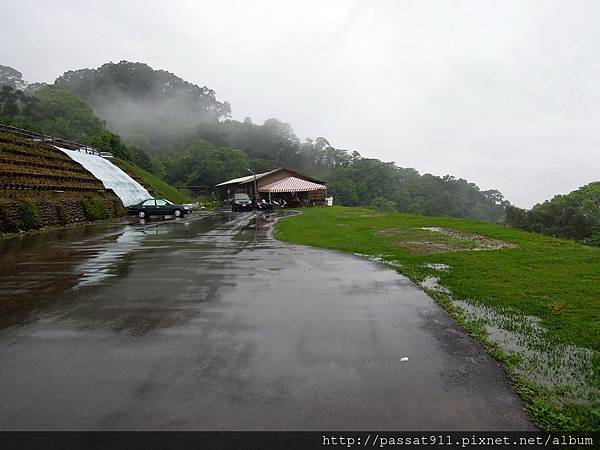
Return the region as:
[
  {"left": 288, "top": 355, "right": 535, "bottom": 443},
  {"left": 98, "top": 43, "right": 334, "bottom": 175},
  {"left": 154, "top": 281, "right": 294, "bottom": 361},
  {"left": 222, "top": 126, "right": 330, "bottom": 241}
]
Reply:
[
  {"left": 353, "top": 253, "right": 403, "bottom": 270},
  {"left": 74, "top": 228, "right": 146, "bottom": 288},
  {"left": 235, "top": 210, "right": 299, "bottom": 244},
  {"left": 0, "top": 209, "right": 298, "bottom": 330}
]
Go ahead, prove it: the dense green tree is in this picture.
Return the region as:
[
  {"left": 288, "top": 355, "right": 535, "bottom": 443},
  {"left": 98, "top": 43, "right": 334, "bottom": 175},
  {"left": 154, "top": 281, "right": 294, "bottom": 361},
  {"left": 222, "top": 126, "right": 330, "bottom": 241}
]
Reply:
[
  {"left": 193, "top": 118, "right": 303, "bottom": 169},
  {"left": 506, "top": 182, "right": 600, "bottom": 245},
  {"left": 0, "top": 85, "right": 37, "bottom": 125},
  {"left": 55, "top": 61, "right": 231, "bottom": 154},
  {"left": 32, "top": 85, "right": 106, "bottom": 140},
  {"left": 326, "top": 167, "right": 360, "bottom": 206},
  {"left": 370, "top": 196, "right": 397, "bottom": 212},
  {"left": 325, "top": 159, "right": 507, "bottom": 222},
  {"left": 0, "top": 65, "right": 27, "bottom": 90},
  {"left": 163, "top": 140, "right": 250, "bottom": 189},
  {"left": 0, "top": 84, "right": 137, "bottom": 161}
]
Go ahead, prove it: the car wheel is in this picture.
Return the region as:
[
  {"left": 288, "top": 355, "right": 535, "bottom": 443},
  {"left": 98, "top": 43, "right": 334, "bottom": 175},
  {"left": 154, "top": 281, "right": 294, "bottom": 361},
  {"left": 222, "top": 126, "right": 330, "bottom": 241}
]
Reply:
[
  {"left": 138, "top": 210, "right": 146, "bottom": 219},
  {"left": 174, "top": 209, "right": 182, "bottom": 217}
]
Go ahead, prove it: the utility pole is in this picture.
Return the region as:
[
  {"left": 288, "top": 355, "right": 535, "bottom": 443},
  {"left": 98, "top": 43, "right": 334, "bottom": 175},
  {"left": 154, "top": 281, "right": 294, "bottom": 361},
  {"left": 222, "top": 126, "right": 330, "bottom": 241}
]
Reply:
[{"left": 247, "top": 168, "right": 257, "bottom": 205}]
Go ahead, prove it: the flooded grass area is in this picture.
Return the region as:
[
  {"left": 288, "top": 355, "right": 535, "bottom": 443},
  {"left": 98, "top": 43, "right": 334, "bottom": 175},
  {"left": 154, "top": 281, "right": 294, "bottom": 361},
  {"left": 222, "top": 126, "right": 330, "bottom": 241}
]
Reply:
[
  {"left": 376, "top": 227, "right": 516, "bottom": 253},
  {"left": 422, "top": 272, "right": 598, "bottom": 428},
  {"left": 276, "top": 206, "right": 600, "bottom": 431},
  {"left": 452, "top": 298, "right": 597, "bottom": 403}
]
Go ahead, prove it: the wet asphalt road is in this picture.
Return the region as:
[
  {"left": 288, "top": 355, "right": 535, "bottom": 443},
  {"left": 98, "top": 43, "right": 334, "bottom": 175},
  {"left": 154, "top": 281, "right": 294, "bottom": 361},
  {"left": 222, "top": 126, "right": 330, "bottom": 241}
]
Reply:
[{"left": 0, "top": 210, "right": 534, "bottom": 430}]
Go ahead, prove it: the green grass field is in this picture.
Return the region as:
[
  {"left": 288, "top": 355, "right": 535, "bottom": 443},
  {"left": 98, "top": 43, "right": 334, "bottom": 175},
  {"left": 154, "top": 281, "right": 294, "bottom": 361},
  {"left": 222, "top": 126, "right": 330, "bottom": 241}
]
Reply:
[
  {"left": 114, "top": 159, "right": 193, "bottom": 204},
  {"left": 276, "top": 206, "right": 600, "bottom": 431}
]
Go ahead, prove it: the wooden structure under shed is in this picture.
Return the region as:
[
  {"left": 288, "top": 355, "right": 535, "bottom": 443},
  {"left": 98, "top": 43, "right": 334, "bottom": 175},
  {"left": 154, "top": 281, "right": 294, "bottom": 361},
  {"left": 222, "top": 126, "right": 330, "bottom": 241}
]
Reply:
[{"left": 216, "top": 167, "right": 327, "bottom": 206}]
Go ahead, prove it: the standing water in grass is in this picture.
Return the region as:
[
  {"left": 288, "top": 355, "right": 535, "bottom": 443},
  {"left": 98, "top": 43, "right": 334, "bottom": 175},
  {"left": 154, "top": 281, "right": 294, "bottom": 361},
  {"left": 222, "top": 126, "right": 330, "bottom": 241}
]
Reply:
[{"left": 56, "top": 147, "right": 152, "bottom": 206}]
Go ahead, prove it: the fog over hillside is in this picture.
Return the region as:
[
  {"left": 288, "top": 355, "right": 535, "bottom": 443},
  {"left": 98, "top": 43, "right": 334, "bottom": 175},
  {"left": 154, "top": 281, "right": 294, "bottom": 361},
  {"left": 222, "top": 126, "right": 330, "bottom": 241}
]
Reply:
[
  {"left": 54, "top": 61, "right": 231, "bottom": 153},
  {"left": 2, "top": 1, "right": 600, "bottom": 207}
]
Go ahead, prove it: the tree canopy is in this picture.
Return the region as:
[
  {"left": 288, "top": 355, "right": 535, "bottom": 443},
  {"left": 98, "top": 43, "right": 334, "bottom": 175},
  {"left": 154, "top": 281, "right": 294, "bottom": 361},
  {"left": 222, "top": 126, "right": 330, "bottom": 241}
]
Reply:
[
  {"left": 326, "top": 159, "right": 507, "bottom": 222},
  {"left": 163, "top": 140, "right": 250, "bottom": 189},
  {"left": 0, "top": 84, "right": 137, "bottom": 161},
  {"left": 55, "top": 61, "right": 231, "bottom": 154},
  {"left": 506, "top": 182, "right": 600, "bottom": 246}
]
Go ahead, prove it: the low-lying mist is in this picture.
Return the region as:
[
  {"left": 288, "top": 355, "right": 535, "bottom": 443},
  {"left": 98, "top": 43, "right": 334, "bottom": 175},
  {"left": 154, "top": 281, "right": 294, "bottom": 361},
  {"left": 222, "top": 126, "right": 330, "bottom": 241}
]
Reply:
[{"left": 55, "top": 61, "right": 230, "bottom": 154}]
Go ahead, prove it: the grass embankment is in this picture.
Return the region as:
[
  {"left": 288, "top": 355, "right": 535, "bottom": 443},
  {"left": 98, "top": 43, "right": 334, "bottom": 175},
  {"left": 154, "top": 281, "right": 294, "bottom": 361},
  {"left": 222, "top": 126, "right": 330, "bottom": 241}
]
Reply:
[
  {"left": 276, "top": 206, "right": 600, "bottom": 431},
  {"left": 113, "top": 158, "right": 193, "bottom": 204}
]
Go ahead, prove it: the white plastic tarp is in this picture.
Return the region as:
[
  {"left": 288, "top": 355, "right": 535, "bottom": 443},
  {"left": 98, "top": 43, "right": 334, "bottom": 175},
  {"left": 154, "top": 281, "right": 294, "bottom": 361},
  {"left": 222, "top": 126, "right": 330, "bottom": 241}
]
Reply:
[{"left": 56, "top": 147, "right": 152, "bottom": 206}]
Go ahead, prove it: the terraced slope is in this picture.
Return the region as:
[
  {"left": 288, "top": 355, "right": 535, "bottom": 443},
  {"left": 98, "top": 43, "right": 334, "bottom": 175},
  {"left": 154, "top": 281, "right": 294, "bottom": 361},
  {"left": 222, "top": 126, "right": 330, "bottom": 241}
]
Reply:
[
  {"left": 0, "top": 133, "right": 104, "bottom": 191},
  {"left": 0, "top": 132, "right": 125, "bottom": 232}
]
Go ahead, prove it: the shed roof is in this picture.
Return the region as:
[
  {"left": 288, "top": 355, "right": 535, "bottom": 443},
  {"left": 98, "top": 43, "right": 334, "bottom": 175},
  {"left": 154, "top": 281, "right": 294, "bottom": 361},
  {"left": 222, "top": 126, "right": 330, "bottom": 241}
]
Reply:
[
  {"left": 259, "top": 176, "right": 326, "bottom": 193},
  {"left": 215, "top": 168, "right": 280, "bottom": 187},
  {"left": 215, "top": 167, "right": 325, "bottom": 187}
]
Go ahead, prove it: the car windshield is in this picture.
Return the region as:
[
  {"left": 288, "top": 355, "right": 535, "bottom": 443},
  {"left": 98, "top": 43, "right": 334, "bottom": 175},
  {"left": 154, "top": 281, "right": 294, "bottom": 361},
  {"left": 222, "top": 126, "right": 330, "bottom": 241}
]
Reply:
[{"left": 234, "top": 194, "right": 250, "bottom": 201}]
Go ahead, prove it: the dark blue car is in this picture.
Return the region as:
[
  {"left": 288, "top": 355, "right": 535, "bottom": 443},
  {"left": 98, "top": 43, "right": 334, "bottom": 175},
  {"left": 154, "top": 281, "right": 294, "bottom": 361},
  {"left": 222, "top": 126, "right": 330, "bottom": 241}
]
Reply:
[{"left": 128, "top": 198, "right": 190, "bottom": 219}]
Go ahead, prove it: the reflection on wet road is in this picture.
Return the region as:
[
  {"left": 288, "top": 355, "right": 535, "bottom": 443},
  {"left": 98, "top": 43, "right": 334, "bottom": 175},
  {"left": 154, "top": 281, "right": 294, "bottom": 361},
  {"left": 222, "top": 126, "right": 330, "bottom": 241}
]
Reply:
[{"left": 0, "top": 210, "right": 534, "bottom": 430}]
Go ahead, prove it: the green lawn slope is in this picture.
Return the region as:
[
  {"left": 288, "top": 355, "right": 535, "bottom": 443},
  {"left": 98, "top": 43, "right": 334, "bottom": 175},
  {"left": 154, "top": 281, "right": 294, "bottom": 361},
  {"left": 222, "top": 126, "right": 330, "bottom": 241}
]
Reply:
[
  {"left": 113, "top": 158, "right": 193, "bottom": 204},
  {"left": 276, "top": 206, "right": 600, "bottom": 431}
]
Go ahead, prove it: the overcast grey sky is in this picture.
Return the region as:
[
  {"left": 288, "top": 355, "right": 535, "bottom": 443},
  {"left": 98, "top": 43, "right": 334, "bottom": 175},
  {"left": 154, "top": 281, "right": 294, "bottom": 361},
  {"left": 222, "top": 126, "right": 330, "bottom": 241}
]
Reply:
[{"left": 2, "top": 0, "right": 600, "bottom": 207}]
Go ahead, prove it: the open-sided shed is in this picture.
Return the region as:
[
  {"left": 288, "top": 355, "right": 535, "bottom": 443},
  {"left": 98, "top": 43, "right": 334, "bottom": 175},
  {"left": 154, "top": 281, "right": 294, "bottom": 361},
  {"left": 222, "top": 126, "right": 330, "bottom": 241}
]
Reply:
[{"left": 216, "top": 167, "right": 327, "bottom": 206}]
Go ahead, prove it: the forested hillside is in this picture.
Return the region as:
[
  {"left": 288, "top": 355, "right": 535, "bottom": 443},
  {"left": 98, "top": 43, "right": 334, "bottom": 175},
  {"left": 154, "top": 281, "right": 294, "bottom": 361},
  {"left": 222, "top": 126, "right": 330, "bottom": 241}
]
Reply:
[
  {"left": 2, "top": 61, "right": 509, "bottom": 222},
  {"left": 0, "top": 83, "right": 140, "bottom": 163},
  {"left": 506, "top": 182, "right": 600, "bottom": 246},
  {"left": 55, "top": 61, "right": 230, "bottom": 154}
]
